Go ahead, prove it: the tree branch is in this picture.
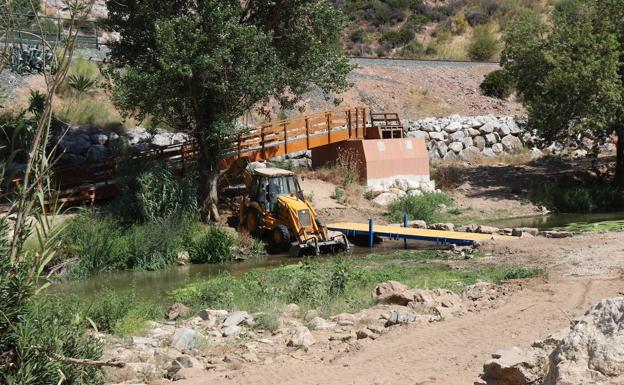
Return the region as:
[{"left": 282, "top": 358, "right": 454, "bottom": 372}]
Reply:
[{"left": 47, "top": 351, "right": 126, "bottom": 368}]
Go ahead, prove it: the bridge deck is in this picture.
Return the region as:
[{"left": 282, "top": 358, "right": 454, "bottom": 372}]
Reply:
[{"left": 327, "top": 222, "right": 515, "bottom": 246}]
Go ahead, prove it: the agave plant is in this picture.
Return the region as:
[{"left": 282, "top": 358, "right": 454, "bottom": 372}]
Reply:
[
  {"left": 67, "top": 72, "right": 100, "bottom": 94},
  {"left": 7, "top": 43, "right": 53, "bottom": 75}
]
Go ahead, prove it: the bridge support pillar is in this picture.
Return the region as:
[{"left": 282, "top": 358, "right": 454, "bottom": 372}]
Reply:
[{"left": 311, "top": 138, "right": 430, "bottom": 187}]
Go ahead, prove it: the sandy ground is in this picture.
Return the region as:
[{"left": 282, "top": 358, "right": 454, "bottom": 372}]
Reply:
[
  {"left": 175, "top": 223, "right": 624, "bottom": 385},
  {"left": 179, "top": 274, "right": 624, "bottom": 385}
]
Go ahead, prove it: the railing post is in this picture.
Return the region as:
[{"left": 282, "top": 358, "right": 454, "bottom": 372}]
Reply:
[
  {"left": 95, "top": 21, "right": 99, "bottom": 50},
  {"left": 283, "top": 123, "right": 288, "bottom": 155},
  {"left": 327, "top": 113, "right": 331, "bottom": 143},
  {"left": 305, "top": 117, "right": 310, "bottom": 149},
  {"left": 347, "top": 109, "right": 352, "bottom": 138},
  {"left": 355, "top": 108, "right": 359, "bottom": 138},
  {"left": 368, "top": 218, "right": 374, "bottom": 249},
  {"left": 261, "top": 126, "right": 265, "bottom": 160},
  {"left": 403, "top": 213, "right": 408, "bottom": 249},
  {"left": 363, "top": 107, "right": 367, "bottom": 138},
  {"left": 237, "top": 134, "right": 241, "bottom": 157}
]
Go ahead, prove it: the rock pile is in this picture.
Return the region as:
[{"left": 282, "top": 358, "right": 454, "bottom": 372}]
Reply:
[
  {"left": 53, "top": 125, "right": 191, "bottom": 165},
  {"left": 104, "top": 281, "right": 511, "bottom": 384},
  {"left": 406, "top": 115, "right": 531, "bottom": 161},
  {"left": 477, "top": 297, "right": 624, "bottom": 385},
  {"left": 365, "top": 178, "right": 439, "bottom": 207}
]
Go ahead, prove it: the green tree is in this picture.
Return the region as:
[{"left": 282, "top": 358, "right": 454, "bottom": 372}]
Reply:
[
  {"left": 502, "top": 1, "right": 624, "bottom": 185},
  {"left": 105, "top": 0, "right": 352, "bottom": 220},
  {"left": 468, "top": 24, "right": 499, "bottom": 61}
]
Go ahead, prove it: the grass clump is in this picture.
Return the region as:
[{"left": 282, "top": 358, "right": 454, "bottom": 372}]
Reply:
[
  {"left": 80, "top": 290, "right": 163, "bottom": 336},
  {"left": 431, "top": 164, "right": 465, "bottom": 190},
  {"left": 189, "top": 225, "right": 235, "bottom": 264},
  {"left": 169, "top": 252, "right": 544, "bottom": 319},
  {"left": 387, "top": 192, "right": 454, "bottom": 223}
]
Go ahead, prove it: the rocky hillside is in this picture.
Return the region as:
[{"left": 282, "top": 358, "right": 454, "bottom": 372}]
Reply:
[{"left": 334, "top": 0, "right": 552, "bottom": 61}]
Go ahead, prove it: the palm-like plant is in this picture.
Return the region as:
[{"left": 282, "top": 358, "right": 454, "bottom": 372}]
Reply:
[{"left": 67, "top": 72, "right": 99, "bottom": 94}]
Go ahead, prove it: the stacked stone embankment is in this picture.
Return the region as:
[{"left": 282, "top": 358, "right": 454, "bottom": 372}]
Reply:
[{"left": 405, "top": 115, "right": 534, "bottom": 162}]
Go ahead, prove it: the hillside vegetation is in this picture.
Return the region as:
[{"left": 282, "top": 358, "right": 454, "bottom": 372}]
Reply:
[{"left": 335, "top": 0, "right": 554, "bottom": 60}]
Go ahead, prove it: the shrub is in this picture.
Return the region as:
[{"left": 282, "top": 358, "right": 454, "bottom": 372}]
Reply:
[
  {"left": 501, "top": 266, "right": 546, "bottom": 281},
  {"left": 111, "top": 162, "right": 199, "bottom": 224},
  {"left": 431, "top": 165, "right": 465, "bottom": 190},
  {"left": 468, "top": 25, "right": 499, "bottom": 61},
  {"left": 80, "top": 290, "right": 162, "bottom": 335},
  {"left": 54, "top": 98, "right": 116, "bottom": 127},
  {"left": 529, "top": 184, "right": 624, "bottom": 213},
  {"left": 189, "top": 225, "right": 235, "bottom": 264},
  {"left": 480, "top": 69, "right": 513, "bottom": 99},
  {"left": 400, "top": 41, "right": 425, "bottom": 58},
  {"left": 349, "top": 29, "right": 365, "bottom": 43},
  {"left": 387, "top": 192, "right": 454, "bottom": 223},
  {"left": 3, "top": 294, "right": 105, "bottom": 385},
  {"left": 466, "top": 10, "right": 490, "bottom": 26},
  {"left": 380, "top": 28, "right": 415, "bottom": 48},
  {"left": 450, "top": 13, "right": 469, "bottom": 34},
  {"left": 62, "top": 213, "right": 127, "bottom": 279},
  {"left": 124, "top": 217, "right": 186, "bottom": 270},
  {"left": 332, "top": 186, "right": 345, "bottom": 203}
]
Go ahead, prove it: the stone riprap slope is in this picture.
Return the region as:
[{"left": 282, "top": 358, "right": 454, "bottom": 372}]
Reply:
[{"left": 406, "top": 115, "right": 536, "bottom": 162}]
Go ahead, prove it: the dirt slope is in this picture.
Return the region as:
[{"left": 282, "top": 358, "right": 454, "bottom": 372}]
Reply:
[{"left": 179, "top": 275, "right": 624, "bottom": 385}]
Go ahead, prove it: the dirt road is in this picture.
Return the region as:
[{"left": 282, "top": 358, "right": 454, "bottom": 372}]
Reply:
[{"left": 180, "top": 274, "right": 624, "bottom": 385}]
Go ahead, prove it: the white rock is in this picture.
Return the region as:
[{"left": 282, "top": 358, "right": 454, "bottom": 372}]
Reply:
[
  {"left": 462, "top": 136, "right": 474, "bottom": 148},
  {"left": 474, "top": 136, "right": 486, "bottom": 150},
  {"left": 444, "top": 121, "right": 463, "bottom": 133},
  {"left": 436, "top": 142, "right": 448, "bottom": 157},
  {"left": 479, "top": 122, "right": 497, "bottom": 134},
  {"left": 448, "top": 142, "right": 464, "bottom": 153},
  {"left": 449, "top": 130, "right": 465, "bottom": 142},
  {"left": 287, "top": 326, "right": 315, "bottom": 347},
  {"left": 223, "top": 311, "right": 251, "bottom": 327},
  {"left": 460, "top": 146, "right": 482, "bottom": 161},
  {"left": 407, "top": 189, "right": 423, "bottom": 197},
  {"left": 492, "top": 143, "right": 504, "bottom": 154},
  {"left": 443, "top": 151, "right": 460, "bottom": 161},
  {"left": 308, "top": 317, "right": 337, "bottom": 330},
  {"left": 365, "top": 184, "right": 386, "bottom": 199},
  {"left": 501, "top": 134, "right": 524, "bottom": 152},
  {"left": 429, "top": 131, "right": 445, "bottom": 141},
  {"left": 485, "top": 133, "right": 499, "bottom": 145},
  {"left": 372, "top": 192, "right": 399, "bottom": 207},
  {"left": 482, "top": 148, "right": 496, "bottom": 157},
  {"left": 170, "top": 328, "right": 201, "bottom": 350},
  {"left": 222, "top": 325, "right": 242, "bottom": 337}
]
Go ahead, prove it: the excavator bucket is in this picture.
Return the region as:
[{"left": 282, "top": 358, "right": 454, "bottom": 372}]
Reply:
[{"left": 288, "top": 234, "right": 350, "bottom": 258}]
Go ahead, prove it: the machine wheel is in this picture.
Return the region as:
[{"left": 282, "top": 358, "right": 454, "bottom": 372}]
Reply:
[
  {"left": 270, "top": 225, "right": 291, "bottom": 252},
  {"left": 245, "top": 209, "right": 264, "bottom": 237}
]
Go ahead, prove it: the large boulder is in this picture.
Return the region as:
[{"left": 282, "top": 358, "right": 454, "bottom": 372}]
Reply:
[
  {"left": 222, "top": 311, "right": 251, "bottom": 327},
  {"left": 460, "top": 146, "right": 482, "bottom": 161},
  {"left": 167, "top": 303, "right": 190, "bottom": 320},
  {"left": 287, "top": 326, "right": 315, "bottom": 348},
  {"left": 448, "top": 142, "right": 464, "bottom": 153},
  {"left": 429, "top": 131, "right": 445, "bottom": 141},
  {"left": 170, "top": 328, "right": 202, "bottom": 350},
  {"left": 449, "top": 130, "right": 465, "bottom": 142},
  {"left": 544, "top": 298, "right": 624, "bottom": 385},
  {"left": 372, "top": 281, "right": 412, "bottom": 306},
  {"left": 372, "top": 192, "right": 399, "bottom": 207},
  {"left": 479, "top": 346, "right": 550, "bottom": 385},
  {"left": 474, "top": 136, "right": 487, "bottom": 150},
  {"left": 501, "top": 135, "right": 524, "bottom": 152}
]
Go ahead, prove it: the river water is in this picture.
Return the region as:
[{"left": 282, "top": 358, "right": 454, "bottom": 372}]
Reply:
[{"left": 52, "top": 212, "right": 624, "bottom": 302}]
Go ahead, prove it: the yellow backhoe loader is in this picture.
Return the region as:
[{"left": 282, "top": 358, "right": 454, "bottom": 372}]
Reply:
[{"left": 220, "top": 158, "right": 349, "bottom": 257}]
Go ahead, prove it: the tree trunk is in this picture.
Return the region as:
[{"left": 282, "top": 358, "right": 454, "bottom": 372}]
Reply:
[
  {"left": 200, "top": 160, "right": 220, "bottom": 222},
  {"left": 615, "top": 127, "right": 624, "bottom": 188}
]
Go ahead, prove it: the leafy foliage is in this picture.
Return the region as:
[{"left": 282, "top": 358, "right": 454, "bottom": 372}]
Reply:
[
  {"left": 480, "top": 69, "right": 513, "bottom": 99},
  {"left": 502, "top": 1, "right": 624, "bottom": 185},
  {"left": 105, "top": 0, "right": 353, "bottom": 219},
  {"left": 387, "top": 192, "right": 454, "bottom": 223},
  {"left": 468, "top": 24, "right": 499, "bottom": 61},
  {"left": 189, "top": 225, "right": 235, "bottom": 264}
]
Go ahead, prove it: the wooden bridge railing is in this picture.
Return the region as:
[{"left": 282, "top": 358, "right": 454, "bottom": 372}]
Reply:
[{"left": 23, "top": 107, "right": 369, "bottom": 206}]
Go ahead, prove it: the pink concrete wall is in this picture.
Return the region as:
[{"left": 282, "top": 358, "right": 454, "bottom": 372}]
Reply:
[{"left": 311, "top": 138, "right": 429, "bottom": 184}]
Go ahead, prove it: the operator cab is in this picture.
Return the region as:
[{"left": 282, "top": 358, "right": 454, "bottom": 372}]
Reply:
[{"left": 248, "top": 168, "right": 305, "bottom": 213}]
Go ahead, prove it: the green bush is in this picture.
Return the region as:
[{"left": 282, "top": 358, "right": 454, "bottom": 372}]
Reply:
[
  {"left": 387, "top": 192, "right": 454, "bottom": 223},
  {"left": 480, "top": 69, "right": 513, "bottom": 99},
  {"left": 124, "top": 217, "right": 185, "bottom": 270},
  {"left": 529, "top": 184, "right": 624, "bottom": 213},
  {"left": 189, "top": 225, "right": 235, "bottom": 264},
  {"left": 2, "top": 292, "right": 105, "bottom": 385},
  {"left": 62, "top": 212, "right": 189, "bottom": 278},
  {"left": 111, "top": 162, "right": 199, "bottom": 224},
  {"left": 81, "top": 290, "right": 162, "bottom": 335},
  {"left": 380, "top": 28, "right": 415, "bottom": 47},
  {"left": 399, "top": 41, "right": 425, "bottom": 58},
  {"left": 468, "top": 25, "right": 499, "bottom": 61},
  {"left": 349, "top": 29, "right": 365, "bottom": 43},
  {"left": 501, "top": 266, "right": 546, "bottom": 281}
]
